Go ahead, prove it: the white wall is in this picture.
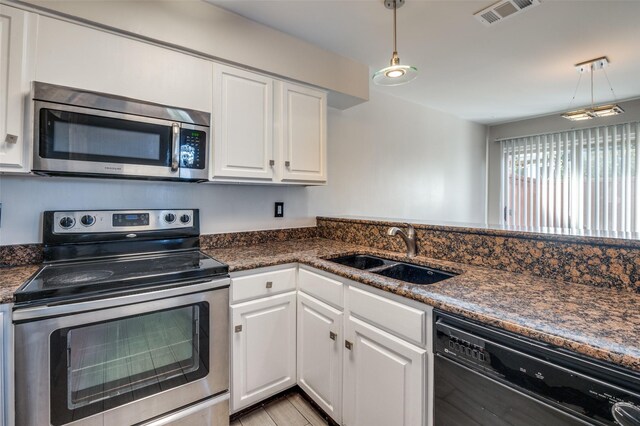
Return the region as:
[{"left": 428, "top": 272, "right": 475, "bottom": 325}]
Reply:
[
  {"left": 0, "top": 176, "right": 312, "bottom": 245},
  {"left": 308, "top": 90, "right": 487, "bottom": 224}
]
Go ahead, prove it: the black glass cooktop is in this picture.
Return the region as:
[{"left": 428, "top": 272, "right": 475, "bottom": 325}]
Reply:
[{"left": 15, "top": 250, "right": 228, "bottom": 305}]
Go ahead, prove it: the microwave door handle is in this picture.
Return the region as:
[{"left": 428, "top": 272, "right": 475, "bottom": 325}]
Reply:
[{"left": 171, "top": 123, "right": 180, "bottom": 172}]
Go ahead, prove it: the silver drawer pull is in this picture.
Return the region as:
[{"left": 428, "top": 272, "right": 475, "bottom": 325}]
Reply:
[
  {"left": 266, "top": 281, "right": 273, "bottom": 289},
  {"left": 5, "top": 134, "right": 18, "bottom": 144},
  {"left": 330, "top": 331, "right": 337, "bottom": 341},
  {"left": 345, "top": 340, "right": 353, "bottom": 350},
  {"left": 234, "top": 325, "right": 242, "bottom": 333}
]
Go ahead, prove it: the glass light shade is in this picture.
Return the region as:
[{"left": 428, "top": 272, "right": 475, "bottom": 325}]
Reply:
[
  {"left": 562, "top": 104, "right": 625, "bottom": 121},
  {"left": 562, "top": 110, "right": 593, "bottom": 121},
  {"left": 373, "top": 64, "right": 418, "bottom": 86},
  {"left": 591, "top": 104, "right": 624, "bottom": 117}
]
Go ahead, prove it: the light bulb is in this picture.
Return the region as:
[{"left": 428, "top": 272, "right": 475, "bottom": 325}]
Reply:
[{"left": 386, "top": 69, "right": 406, "bottom": 78}]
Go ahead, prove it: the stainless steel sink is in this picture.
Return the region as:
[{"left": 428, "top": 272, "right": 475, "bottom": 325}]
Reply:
[{"left": 327, "top": 254, "right": 457, "bottom": 285}]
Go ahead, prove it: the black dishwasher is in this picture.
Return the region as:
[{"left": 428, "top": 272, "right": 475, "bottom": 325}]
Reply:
[{"left": 434, "top": 310, "right": 640, "bottom": 426}]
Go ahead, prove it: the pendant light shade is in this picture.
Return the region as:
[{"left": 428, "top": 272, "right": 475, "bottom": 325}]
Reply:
[{"left": 373, "top": 0, "right": 418, "bottom": 86}]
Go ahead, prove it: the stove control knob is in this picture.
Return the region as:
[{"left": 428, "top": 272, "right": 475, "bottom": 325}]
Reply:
[
  {"left": 179, "top": 214, "right": 191, "bottom": 224},
  {"left": 59, "top": 216, "right": 75, "bottom": 229},
  {"left": 164, "top": 213, "right": 176, "bottom": 223},
  {"left": 80, "top": 215, "right": 95, "bottom": 226}
]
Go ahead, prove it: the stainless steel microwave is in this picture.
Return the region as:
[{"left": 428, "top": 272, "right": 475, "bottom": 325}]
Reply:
[{"left": 32, "top": 82, "right": 210, "bottom": 181}]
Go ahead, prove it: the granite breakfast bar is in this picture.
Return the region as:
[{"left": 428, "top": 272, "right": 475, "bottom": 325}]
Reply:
[{"left": 2, "top": 227, "right": 640, "bottom": 376}]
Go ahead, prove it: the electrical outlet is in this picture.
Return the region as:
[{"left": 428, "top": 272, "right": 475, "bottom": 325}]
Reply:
[{"left": 274, "top": 202, "right": 284, "bottom": 218}]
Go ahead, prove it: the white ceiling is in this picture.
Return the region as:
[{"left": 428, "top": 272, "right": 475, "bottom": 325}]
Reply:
[{"left": 205, "top": 0, "right": 640, "bottom": 125}]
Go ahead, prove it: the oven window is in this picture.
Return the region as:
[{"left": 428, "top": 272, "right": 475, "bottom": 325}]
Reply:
[
  {"left": 49, "top": 303, "right": 209, "bottom": 426},
  {"left": 39, "top": 109, "right": 172, "bottom": 166}
]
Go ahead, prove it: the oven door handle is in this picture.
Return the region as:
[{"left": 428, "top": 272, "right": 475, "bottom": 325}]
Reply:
[{"left": 171, "top": 123, "right": 180, "bottom": 172}]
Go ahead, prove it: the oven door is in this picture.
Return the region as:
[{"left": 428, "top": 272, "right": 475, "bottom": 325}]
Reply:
[
  {"left": 14, "top": 280, "right": 229, "bottom": 426},
  {"left": 33, "top": 101, "right": 183, "bottom": 180}
]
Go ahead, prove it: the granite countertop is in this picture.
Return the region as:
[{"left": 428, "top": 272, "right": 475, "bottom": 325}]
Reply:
[
  {"left": 0, "top": 265, "right": 38, "bottom": 304},
  {"left": 1, "top": 238, "right": 639, "bottom": 374},
  {"left": 205, "top": 238, "right": 640, "bottom": 373}
]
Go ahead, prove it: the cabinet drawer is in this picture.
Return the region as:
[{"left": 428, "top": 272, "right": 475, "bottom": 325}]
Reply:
[
  {"left": 298, "top": 267, "right": 344, "bottom": 309},
  {"left": 347, "top": 286, "right": 425, "bottom": 346},
  {"left": 231, "top": 267, "right": 296, "bottom": 303}
]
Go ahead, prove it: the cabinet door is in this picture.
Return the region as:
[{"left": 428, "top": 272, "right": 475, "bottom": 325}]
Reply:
[
  {"left": 34, "top": 16, "right": 212, "bottom": 112},
  {"left": 212, "top": 64, "right": 274, "bottom": 180},
  {"left": 297, "top": 292, "right": 343, "bottom": 423},
  {"left": 343, "top": 315, "right": 426, "bottom": 426},
  {"left": 0, "top": 5, "right": 35, "bottom": 173},
  {"left": 281, "top": 82, "right": 326, "bottom": 182},
  {"left": 231, "top": 292, "right": 296, "bottom": 412}
]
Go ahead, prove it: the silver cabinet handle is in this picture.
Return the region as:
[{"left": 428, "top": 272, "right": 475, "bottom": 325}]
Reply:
[
  {"left": 170, "top": 123, "right": 180, "bottom": 172},
  {"left": 266, "top": 281, "right": 273, "bottom": 289},
  {"left": 345, "top": 340, "right": 353, "bottom": 350},
  {"left": 330, "top": 331, "right": 337, "bottom": 341},
  {"left": 285, "top": 160, "right": 290, "bottom": 168},
  {"left": 269, "top": 159, "right": 275, "bottom": 166},
  {"left": 4, "top": 134, "right": 18, "bottom": 144},
  {"left": 234, "top": 325, "right": 242, "bottom": 333}
]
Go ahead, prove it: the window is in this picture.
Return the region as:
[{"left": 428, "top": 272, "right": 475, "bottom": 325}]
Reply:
[{"left": 500, "top": 121, "right": 640, "bottom": 234}]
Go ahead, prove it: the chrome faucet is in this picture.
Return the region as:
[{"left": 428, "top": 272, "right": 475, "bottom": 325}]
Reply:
[{"left": 387, "top": 223, "right": 417, "bottom": 257}]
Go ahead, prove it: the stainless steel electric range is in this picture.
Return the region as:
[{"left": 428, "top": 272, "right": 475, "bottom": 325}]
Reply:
[{"left": 13, "top": 209, "right": 230, "bottom": 426}]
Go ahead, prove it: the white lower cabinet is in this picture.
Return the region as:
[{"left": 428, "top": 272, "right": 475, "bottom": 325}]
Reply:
[
  {"left": 297, "top": 292, "right": 343, "bottom": 423},
  {"left": 230, "top": 265, "right": 431, "bottom": 425},
  {"left": 343, "top": 315, "right": 426, "bottom": 426},
  {"left": 230, "top": 291, "right": 297, "bottom": 413}
]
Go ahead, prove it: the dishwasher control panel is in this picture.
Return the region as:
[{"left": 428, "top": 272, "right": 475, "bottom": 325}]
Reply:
[
  {"left": 436, "top": 321, "right": 490, "bottom": 369},
  {"left": 445, "top": 336, "right": 487, "bottom": 363}
]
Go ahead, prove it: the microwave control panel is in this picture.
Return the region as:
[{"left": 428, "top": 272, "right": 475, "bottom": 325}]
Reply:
[{"left": 180, "top": 129, "right": 206, "bottom": 169}]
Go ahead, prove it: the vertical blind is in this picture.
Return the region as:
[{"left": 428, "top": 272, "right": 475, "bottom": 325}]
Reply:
[{"left": 500, "top": 121, "right": 640, "bottom": 233}]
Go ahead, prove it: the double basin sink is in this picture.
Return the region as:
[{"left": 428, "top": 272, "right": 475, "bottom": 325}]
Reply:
[{"left": 327, "top": 254, "right": 457, "bottom": 285}]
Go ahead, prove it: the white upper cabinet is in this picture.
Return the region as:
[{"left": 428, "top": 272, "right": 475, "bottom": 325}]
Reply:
[
  {"left": 210, "top": 68, "right": 327, "bottom": 185},
  {"left": 281, "top": 82, "right": 327, "bottom": 183},
  {"left": 34, "top": 16, "right": 213, "bottom": 112},
  {"left": 1, "top": 9, "right": 328, "bottom": 182},
  {"left": 212, "top": 64, "right": 274, "bottom": 180},
  {"left": 0, "top": 5, "right": 36, "bottom": 173}
]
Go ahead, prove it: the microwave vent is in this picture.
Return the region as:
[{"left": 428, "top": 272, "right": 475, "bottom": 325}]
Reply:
[{"left": 474, "top": 0, "right": 541, "bottom": 26}]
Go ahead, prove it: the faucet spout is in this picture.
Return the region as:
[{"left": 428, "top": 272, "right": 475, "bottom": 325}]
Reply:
[{"left": 387, "top": 223, "right": 417, "bottom": 257}]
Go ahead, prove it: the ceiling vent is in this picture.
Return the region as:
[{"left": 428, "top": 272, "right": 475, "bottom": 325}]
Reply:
[{"left": 474, "top": 0, "right": 541, "bottom": 26}]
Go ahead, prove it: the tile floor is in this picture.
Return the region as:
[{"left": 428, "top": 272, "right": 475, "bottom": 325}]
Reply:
[{"left": 231, "top": 392, "right": 328, "bottom": 426}]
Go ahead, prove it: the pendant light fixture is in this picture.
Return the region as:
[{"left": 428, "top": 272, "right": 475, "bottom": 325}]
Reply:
[
  {"left": 562, "top": 57, "right": 624, "bottom": 121},
  {"left": 373, "top": 0, "right": 418, "bottom": 86}
]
